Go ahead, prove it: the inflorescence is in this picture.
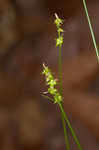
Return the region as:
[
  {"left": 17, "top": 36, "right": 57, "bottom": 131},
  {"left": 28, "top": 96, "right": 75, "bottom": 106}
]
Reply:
[
  {"left": 54, "top": 13, "right": 64, "bottom": 47},
  {"left": 42, "top": 63, "right": 62, "bottom": 104}
]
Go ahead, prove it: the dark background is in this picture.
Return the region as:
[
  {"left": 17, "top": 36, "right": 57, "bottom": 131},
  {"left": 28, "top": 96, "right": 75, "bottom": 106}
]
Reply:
[{"left": 0, "top": 0, "right": 99, "bottom": 149}]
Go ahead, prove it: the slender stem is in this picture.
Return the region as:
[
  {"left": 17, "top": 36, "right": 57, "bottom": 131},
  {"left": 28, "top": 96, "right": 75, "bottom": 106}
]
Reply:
[
  {"left": 58, "top": 46, "right": 63, "bottom": 95},
  {"left": 82, "top": 0, "right": 99, "bottom": 61},
  {"left": 58, "top": 44, "right": 70, "bottom": 150},
  {"left": 41, "top": 94, "right": 53, "bottom": 102},
  {"left": 61, "top": 112, "right": 70, "bottom": 150},
  {"left": 59, "top": 102, "right": 83, "bottom": 150}
]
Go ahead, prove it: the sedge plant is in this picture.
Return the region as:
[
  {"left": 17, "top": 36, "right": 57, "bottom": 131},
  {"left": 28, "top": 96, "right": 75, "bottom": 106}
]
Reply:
[
  {"left": 42, "top": 14, "right": 83, "bottom": 150},
  {"left": 42, "top": 0, "right": 99, "bottom": 149}
]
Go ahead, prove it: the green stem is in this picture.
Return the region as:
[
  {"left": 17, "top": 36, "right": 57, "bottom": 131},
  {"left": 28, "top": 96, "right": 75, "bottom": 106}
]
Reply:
[
  {"left": 82, "top": 0, "right": 99, "bottom": 61},
  {"left": 59, "top": 102, "right": 83, "bottom": 150},
  {"left": 61, "top": 111, "right": 70, "bottom": 150},
  {"left": 58, "top": 46, "right": 63, "bottom": 95},
  {"left": 56, "top": 15, "right": 82, "bottom": 150},
  {"left": 58, "top": 44, "right": 70, "bottom": 150}
]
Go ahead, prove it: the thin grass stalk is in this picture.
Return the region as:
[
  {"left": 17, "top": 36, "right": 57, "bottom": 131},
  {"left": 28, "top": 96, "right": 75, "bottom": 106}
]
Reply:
[
  {"left": 58, "top": 36, "right": 82, "bottom": 150},
  {"left": 59, "top": 102, "right": 83, "bottom": 150},
  {"left": 62, "top": 116, "right": 70, "bottom": 150},
  {"left": 58, "top": 44, "right": 70, "bottom": 150},
  {"left": 82, "top": 0, "right": 99, "bottom": 61}
]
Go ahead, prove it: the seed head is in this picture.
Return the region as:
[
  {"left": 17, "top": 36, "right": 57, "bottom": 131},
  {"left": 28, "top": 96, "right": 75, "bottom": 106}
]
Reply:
[
  {"left": 54, "top": 13, "right": 63, "bottom": 28},
  {"left": 42, "top": 64, "right": 62, "bottom": 104}
]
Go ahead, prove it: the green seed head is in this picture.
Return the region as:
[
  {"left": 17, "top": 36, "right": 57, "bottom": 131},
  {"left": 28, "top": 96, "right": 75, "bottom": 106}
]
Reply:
[
  {"left": 54, "top": 13, "right": 63, "bottom": 28},
  {"left": 54, "top": 13, "right": 64, "bottom": 47},
  {"left": 56, "top": 36, "right": 63, "bottom": 47},
  {"left": 42, "top": 64, "right": 62, "bottom": 104}
]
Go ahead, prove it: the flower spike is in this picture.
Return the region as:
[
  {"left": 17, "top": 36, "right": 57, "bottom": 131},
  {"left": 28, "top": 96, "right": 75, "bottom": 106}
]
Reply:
[{"left": 42, "top": 64, "right": 62, "bottom": 104}]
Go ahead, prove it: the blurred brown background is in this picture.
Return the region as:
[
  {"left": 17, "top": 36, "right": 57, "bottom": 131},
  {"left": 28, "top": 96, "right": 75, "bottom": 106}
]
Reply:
[{"left": 0, "top": 0, "right": 99, "bottom": 149}]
